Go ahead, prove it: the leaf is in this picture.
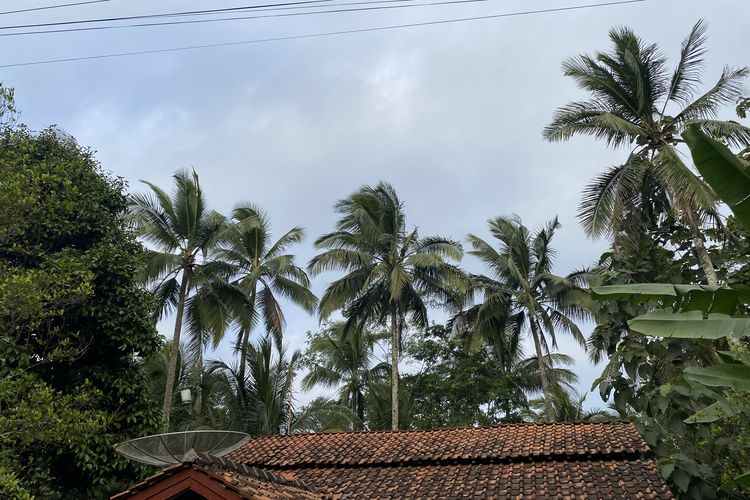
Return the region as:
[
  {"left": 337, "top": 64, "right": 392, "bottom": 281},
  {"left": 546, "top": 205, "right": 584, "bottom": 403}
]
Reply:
[
  {"left": 722, "top": 471, "right": 750, "bottom": 491},
  {"left": 683, "top": 364, "right": 750, "bottom": 391},
  {"left": 683, "top": 124, "right": 750, "bottom": 230},
  {"left": 628, "top": 309, "right": 750, "bottom": 339},
  {"left": 684, "top": 401, "right": 740, "bottom": 424},
  {"left": 592, "top": 284, "right": 746, "bottom": 314},
  {"left": 590, "top": 284, "right": 679, "bottom": 301}
]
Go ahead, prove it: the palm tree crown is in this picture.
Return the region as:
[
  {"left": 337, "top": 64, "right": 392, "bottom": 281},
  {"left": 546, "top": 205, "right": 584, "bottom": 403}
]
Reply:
[
  {"left": 216, "top": 205, "right": 317, "bottom": 382},
  {"left": 543, "top": 20, "right": 749, "bottom": 285},
  {"left": 465, "top": 215, "right": 590, "bottom": 420},
  {"left": 309, "top": 181, "right": 466, "bottom": 429}
]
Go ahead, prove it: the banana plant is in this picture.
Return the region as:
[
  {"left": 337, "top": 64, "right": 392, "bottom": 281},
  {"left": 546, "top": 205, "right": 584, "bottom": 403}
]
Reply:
[{"left": 591, "top": 126, "right": 750, "bottom": 491}]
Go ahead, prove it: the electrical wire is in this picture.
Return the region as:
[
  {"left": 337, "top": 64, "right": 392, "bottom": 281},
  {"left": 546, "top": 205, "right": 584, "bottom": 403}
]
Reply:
[
  {"left": 0, "top": 0, "right": 491, "bottom": 37},
  {"left": 0, "top": 0, "right": 339, "bottom": 29},
  {"left": 0, "top": 0, "right": 112, "bottom": 16},
  {"left": 0, "top": 0, "right": 648, "bottom": 69}
]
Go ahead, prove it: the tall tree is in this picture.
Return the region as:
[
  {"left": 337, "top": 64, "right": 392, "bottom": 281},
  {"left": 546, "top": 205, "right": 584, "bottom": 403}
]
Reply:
[
  {"left": 129, "top": 170, "right": 226, "bottom": 430},
  {"left": 543, "top": 20, "right": 750, "bottom": 285},
  {"left": 0, "top": 124, "right": 161, "bottom": 497},
  {"left": 466, "top": 215, "right": 589, "bottom": 420},
  {"left": 301, "top": 322, "right": 389, "bottom": 427},
  {"left": 310, "top": 182, "right": 465, "bottom": 430},
  {"left": 216, "top": 204, "right": 317, "bottom": 383}
]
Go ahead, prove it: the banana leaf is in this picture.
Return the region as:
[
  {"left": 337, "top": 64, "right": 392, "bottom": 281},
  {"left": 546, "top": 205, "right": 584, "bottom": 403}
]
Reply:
[
  {"left": 628, "top": 309, "right": 750, "bottom": 339},
  {"left": 683, "top": 124, "right": 750, "bottom": 230},
  {"left": 683, "top": 364, "right": 750, "bottom": 391}
]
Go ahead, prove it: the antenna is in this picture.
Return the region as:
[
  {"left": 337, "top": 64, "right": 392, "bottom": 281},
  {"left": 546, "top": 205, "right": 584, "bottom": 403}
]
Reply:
[{"left": 115, "top": 430, "right": 251, "bottom": 466}]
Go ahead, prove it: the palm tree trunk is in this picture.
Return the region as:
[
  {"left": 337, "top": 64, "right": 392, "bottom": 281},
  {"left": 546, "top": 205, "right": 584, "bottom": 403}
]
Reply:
[
  {"left": 162, "top": 272, "right": 189, "bottom": 432},
  {"left": 684, "top": 207, "right": 718, "bottom": 286},
  {"left": 390, "top": 305, "right": 399, "bottom": 431},
  {"left": 238, "top": 288, "right": 257, "bottom": 385},
  {"left": 692, "top": 229, "right": 718, "bottom": 286},
  {"left": 529, "top": 321, "right": 555, "bottom": 422}
]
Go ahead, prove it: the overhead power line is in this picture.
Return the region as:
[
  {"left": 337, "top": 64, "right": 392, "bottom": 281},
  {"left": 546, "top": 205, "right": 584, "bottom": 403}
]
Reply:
[
  {"left": 0, "top": 0, "right": 493, "bottom": 37},
  {"left": 0, "top": 0, "right": 648, "bottom": 69},
  {"left": 0, "top": 0, "right": 338, "bottom": 29},
  {"left": 0, "top": 0, "right": 112, "bottom": 16}
]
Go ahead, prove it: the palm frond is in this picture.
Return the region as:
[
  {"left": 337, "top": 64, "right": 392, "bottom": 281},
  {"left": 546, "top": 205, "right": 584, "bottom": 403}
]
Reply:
[{"left": 666, "top": 19, "right": 708, "bottom": 106}]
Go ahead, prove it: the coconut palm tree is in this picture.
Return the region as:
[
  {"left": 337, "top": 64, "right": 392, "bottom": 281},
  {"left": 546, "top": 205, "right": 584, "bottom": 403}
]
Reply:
[
  {"left": 216, "top": 205, "right": 317, "bottom": 384},
  {"left": 129, "top": 169, "right": 227, "bottom": 430},
  {"left": 543, "top": 20, "right": 750, "bottom": 285},
  {"left": 466, "top": 215, "right": 590, "bottom": 420},
  {"left": 301, "top": 322, "right": 389, "bottom": 427},
  {"left": 209, "top": 335, "right": 299, "bottom": 435},
  {"left": 309, "top": 182, "right": 466, "bottom": 430}
]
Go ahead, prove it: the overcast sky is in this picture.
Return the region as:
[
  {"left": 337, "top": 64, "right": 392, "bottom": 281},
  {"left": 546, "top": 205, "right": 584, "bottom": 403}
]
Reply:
[{"left": 3, "top": 0, "right": 748, "bottom": 409}]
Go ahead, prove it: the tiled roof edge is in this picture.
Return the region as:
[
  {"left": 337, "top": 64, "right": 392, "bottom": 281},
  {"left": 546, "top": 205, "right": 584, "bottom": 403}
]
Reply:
[
  {"left": 192, "top": 451, "right": 315, "bottom": 491},
  {"left": 251, "top": 421, "right": 637, "bottom": 438}
]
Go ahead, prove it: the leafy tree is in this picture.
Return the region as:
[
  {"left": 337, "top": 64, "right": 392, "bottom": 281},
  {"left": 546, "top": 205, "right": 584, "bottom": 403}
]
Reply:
[
  {"left": 0, "top": 83, "right": 16, "bottom": 127},
  {"left": 129, "top": 170, "right": 227, "bottom": 430},
  {"left": 544, "top": 20, "right": 749, "bottom": 285},
  {"left": 215, "top": 205, "right": 317, "bottom": 384},
  {"left": 210, "top": 335, "right": 299, "bottom": 435},
  {"left": 404, "top": 324, "right": 578, "bottom": 428},
  {"left": 464, "top": 215, "right": 589, "bottom": 419},
  {"left": 0, "top": 124, "right": 161, "bottom": 497},
  {"left": 300, "top": 322, "right": 389, "bottom": 427},
  {"left": 310, "top": 182, "right": 466, "bottom": 429}
]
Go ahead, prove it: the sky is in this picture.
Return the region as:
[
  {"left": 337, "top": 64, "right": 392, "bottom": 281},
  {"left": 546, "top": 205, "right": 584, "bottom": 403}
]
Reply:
[{"left": 2, "top": 0, "right": 748, "bottom": 410}]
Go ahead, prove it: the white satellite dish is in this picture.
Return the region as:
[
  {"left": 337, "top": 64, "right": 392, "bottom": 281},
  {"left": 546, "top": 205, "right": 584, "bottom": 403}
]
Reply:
[{"left": 115, "top": 430, "right": 251, "bottom": 466}]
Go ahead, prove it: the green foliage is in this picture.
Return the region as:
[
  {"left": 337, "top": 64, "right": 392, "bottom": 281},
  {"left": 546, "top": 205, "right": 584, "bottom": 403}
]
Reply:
[
  {"left": 523, "top": 387, "right": 614, "bottom": 423},
  {"left": 143, "top": 343, "right": 230, "bottom": 430},
  {"left": 300, "top": 322, "right": 388, "bottom": 427},
  {"left": 545, "top": 20, "right": 750, "bottom": 285},
  {"left": 0, "top": 83, "right": 16, "bottom": 127},
  {"left": 213, "top": 204, "right": 317, "bottom": 385},
  {"left": 459, "top": 215, "right": 590, "bottom": 419},
  {"left": 291, "top": 397, "right": 361, "bottom": 433},
  {"left": 209, "top": 335, "right": 299, "bottom": 435},
  {"left": 310, "top": 181, "right": 466, "bottom": 429},
  {"left": 130, "top": 169, "right": 228, "bottom": 429},
  {"left": 0, "top": 125, "right": 161, "bottom": 498},
  {"left": 684, "top": 124, "right": 750, "bottom": 229},
  {"left": 403, "top": 324, "right": 528, "bottom": 427},
  {"left": 589, "top": 224, "right": 750, "bottom": 498}
]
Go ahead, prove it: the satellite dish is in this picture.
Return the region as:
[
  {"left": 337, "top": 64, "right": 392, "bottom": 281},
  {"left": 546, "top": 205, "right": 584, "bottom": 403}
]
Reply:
[{"left": 115, "top": 430, "right": 251, "bottom": 466}]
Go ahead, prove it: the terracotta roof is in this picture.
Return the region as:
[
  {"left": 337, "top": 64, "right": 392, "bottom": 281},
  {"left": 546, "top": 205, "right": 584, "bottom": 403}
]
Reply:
[
  {"left": 284, "top": 459, "right": 671, "bottom": 499},
  {"left": 113, "top": 423, "right": 673, "bottom": 499},
  {"left": 224, "top": 422, "right": 673, "bottom": 499},
  {"left": 226, "top": 422, "right": 648, "bottom": 466},
  {"left": 111, "top": 451, "right": 325, "bottom": 499}
]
